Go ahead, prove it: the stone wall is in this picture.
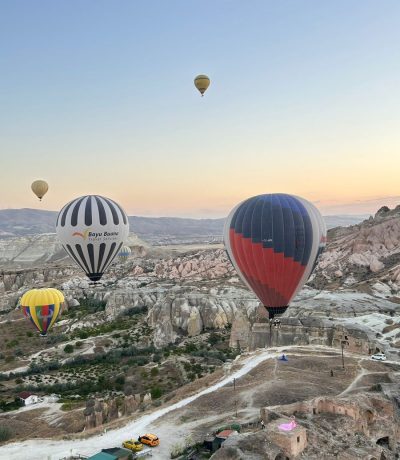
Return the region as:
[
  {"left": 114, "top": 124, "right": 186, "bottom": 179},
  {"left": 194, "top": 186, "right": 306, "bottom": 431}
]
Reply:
[
  {"left": 267, "top": 418, "right": 307, "bottom": 457},
  {"left": 244, "top": 317, "right": 380, "bottom": 356}
]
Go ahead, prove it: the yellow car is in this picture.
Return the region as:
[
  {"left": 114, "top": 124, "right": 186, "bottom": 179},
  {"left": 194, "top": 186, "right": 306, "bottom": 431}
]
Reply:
[
  {"left": 122, "top": 439, "right": 144, "bottom": 452},
  {"left": 138, "top": 433, "right": 160, "bottom": 447}
]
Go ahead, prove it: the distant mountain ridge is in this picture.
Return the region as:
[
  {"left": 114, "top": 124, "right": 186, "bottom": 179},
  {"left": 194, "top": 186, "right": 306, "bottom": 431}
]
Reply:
[{"left": 0, "top": 208, "right": 369, "bottom": 243}]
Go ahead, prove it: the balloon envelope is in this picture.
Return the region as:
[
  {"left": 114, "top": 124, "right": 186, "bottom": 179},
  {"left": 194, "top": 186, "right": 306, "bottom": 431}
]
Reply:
[
  {"left": 224, "top": 193, "right": 326, "bottom": 317},
  {"left": 194, "top": 74, "right": 210, "bottom": 96},
  {"left": 31, "top": 180, "right": 48, "bottom": 200},
  {"left": 56, "top": 195, "right": 129, "bottom": 281},
  {"left": 118, "top": 245, "right": 131, "bottom": 261},
  {"left": 20, "top": 288, "right": 64, "bottom": 336}
]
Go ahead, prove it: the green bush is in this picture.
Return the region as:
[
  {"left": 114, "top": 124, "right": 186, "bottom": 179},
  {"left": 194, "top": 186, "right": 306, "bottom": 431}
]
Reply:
[
  {"left": 151, "top": 386, "right": 162, "bottom": 399},
  {"left": 61, "top": 402, "right": 74, "bottom": 411},
  {"left": 124, "top": 305, "right": 148, "bottom": 316},
  {"left": 0, "top": 425, "right": 12, "bottom": 442},
  {"left": 6, "top": 339, "right": 19, "bottom": 348},
  {"left": 208, "top": 332, "right": 220, "bottom": 345},
  {"left": 26, "top": 331, "right": 33, "bottom": 337},
  {"left": 77, "top": 330, "right": 89, "bottom": 339},
  {"left": 150, "top": 367, "right": 159, "bottom": 377},
  {"left": 77, "top": 297, "right": 106, "bottom": 313},
  {"left": 64, "top": 344, "right": 74, "bottom": 354}
]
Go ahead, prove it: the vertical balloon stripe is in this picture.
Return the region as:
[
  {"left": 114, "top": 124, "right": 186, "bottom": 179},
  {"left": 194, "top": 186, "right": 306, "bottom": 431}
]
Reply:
[
  {"left": 103, "top": 197, "right": 120, "bottom": 225},
  {"left": 111, "top": 199, "right": 128, "bottom": 225},
  {"left": 75, "top": 244, "right": 91, "bottom": 274},
  {"left": 294, "top": 199, "right": 312, "bottom": 266},
  {"left": 241, "top": 199, "right": 263, "bottom": 296},
  {"left": 230, "top": 229, "right": 257, "bottom": 295},
  {"left": 260, "top": 197, "right": 275, "bottom": 305},
  {"left": 85, "top": 196, "right": 93, "bottom": 226},
  {"left": 65, "top": 244, "right": 87, "bottom": 273},
  {"left": 251, "top": 197, "right": 271, "bottom": 305},
  {"left": 284, "top": 196, "right": 305, "bottom": 298},
  {"left": 94, "top": 196, "right": 107, "bottom": 225},
  {"left": 233, "top": 204, "right": 255, "bottom": 292},
  {"left": 279, "top": 194, "right": 294, "bottom": 300},
  {"left": 265, "top": 197, "right": 279, "bottom": 305},
  {"left": 96, "top": 242, "right": 106, "bottom": 273},
  {"left": 100, "top": 242, "right": 117, "bottom": 273},
  {"left": 103, "top": 242, "right": 123, "bottom": 273},
  {"left": 255, "top": 198, "right": 275, "bottom": 306},
  {"left": 48, "top": 304, "right": 58, "bottom": 331},
  {"left": 87, "top": 243, "right": 96, "bottom": 273},
  {"left": 224, "top": 201, "right": 254, "bottom": 295},
  {"left": 42, "top": 304, "right": 50, "bottom": 333},
  {"left": 59, "top": 200, "right": 75, "bottom": 227},
  {"left": 70, "top": 196, "right": 85, "bottom": 227},
  {"left": 272, "top": 195, "right": 283, "bottom": 300},
  {"left": 290, "top": 196, "right": 323, "bottom": 301},
  {"left": 30, "top": 307, "right": 42, "bottom": 332}
]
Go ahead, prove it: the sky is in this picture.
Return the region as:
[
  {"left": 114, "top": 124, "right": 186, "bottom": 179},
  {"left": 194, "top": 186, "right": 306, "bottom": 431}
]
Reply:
[{"left": 1, "top": 0, "right": 400, "bottom": 218}]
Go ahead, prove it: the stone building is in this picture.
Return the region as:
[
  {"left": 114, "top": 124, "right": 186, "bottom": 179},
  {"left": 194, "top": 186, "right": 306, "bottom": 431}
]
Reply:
[{"left": 266, "top": 418, "right": 307, "bottom": 458}]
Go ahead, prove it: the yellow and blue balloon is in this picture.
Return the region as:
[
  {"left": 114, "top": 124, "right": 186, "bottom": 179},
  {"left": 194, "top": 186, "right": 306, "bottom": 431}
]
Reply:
[{"left": 20, "top": 288, "right": 64, "bottom": 336}]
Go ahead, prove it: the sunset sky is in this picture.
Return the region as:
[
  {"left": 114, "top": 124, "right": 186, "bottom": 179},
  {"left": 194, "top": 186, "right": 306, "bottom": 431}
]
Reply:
[{"left": 1, "top": 1, "right": 400, "bottom": 217}]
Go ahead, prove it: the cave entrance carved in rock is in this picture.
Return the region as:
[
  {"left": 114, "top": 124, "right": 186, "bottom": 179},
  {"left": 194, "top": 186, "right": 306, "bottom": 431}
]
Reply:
[{"left": 376, "top": 436, "right": 390, "bottom": 449}]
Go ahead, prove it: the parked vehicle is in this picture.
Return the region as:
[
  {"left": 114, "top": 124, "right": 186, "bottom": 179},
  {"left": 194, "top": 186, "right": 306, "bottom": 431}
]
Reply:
[
  {"left": 138, "top": 433, "right": 160, "bottom": 447},
  {"left": 123, "top": 439, "right": 144, "bottom": 452},
  {"left": 371, "top": 353, "right": 386, "bottom": 361}
]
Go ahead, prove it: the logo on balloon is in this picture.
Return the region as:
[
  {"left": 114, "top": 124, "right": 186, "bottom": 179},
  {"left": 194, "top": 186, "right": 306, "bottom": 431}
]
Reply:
[
  {"left": 72, "top": 228, "right": 120, "bottom": 242},
  {"left": 72, "top": 229, "right": 91, "bottom": 240}
]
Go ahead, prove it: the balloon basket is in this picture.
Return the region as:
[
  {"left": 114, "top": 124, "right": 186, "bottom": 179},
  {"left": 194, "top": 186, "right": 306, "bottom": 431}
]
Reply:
[{"left": 88, "top": 281, "right": 102, "bottom": 287}]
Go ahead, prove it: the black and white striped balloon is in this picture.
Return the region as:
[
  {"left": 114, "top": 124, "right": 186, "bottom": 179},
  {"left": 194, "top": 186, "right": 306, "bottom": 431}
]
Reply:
[{"left": 56, "top": 195, "right": 129, "bottom": 282}]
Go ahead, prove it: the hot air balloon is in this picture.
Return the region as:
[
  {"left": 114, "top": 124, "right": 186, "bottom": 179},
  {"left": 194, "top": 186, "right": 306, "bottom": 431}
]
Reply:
[
  {"left": 20, "top": 288, "right": 64, "bottom": 336},
  {"left": 194, "top": 74, "right": 210, "bottom": 96},
  {"left": 224, "top": 193, "right": 326, "bottom": 318},
  {"left": 31, "top": 180, "right": 48, "bottom": 201},
  {"left": 118, "top": 245, "right": 131, "bottom": 261},
  {"left": 56, "top": 195, "right": 129, "bottom": 282}
]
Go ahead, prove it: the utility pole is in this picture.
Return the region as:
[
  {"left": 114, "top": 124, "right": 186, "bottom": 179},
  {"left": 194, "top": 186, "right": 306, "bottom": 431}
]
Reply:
[
  {"left": 269, "top": 318, "right": 272, "bottom": 347},
  {"left": 341, "top": 339, "right": 349, "bottom": 369},
  {"left": 233, "top": 377, "right": 237, "bottom": 418}
]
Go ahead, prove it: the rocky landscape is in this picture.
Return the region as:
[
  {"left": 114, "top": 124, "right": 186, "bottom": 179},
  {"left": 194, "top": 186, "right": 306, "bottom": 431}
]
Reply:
[{"left": 0, "top": 206, "right": 399, "bottom": 459}]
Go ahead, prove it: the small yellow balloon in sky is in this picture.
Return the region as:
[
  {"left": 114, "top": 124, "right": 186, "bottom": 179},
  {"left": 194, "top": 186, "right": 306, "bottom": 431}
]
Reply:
[
  {"left": 31, "top": 180, "right": 49, "bottom": 201},
  {"left": 194, "top": 74, "right": 210, "bottom": 96}
]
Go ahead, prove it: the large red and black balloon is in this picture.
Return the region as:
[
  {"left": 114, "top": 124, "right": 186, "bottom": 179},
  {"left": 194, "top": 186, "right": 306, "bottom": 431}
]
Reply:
[{"left": 224, "top": 193, "right": 326, "bottom": 317}]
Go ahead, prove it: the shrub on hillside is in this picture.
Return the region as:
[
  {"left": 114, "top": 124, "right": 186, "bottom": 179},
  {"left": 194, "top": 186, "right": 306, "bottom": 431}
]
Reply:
[
  {"left": 151, "top": 386, "right": 162, "bottom": 399},
  {"left": 0, "top": 426, "right": 12, "bottom": 442},
  {"left": 64, "top": 344, "right": 74, "bottom": 354}
]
